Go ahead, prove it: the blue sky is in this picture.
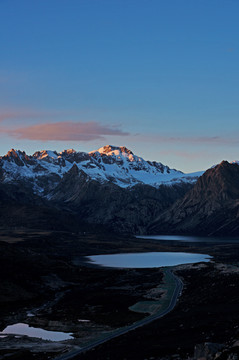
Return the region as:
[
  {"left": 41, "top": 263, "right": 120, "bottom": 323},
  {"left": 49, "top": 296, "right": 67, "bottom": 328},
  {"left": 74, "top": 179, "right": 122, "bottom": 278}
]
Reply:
[{"left": 0, "top": 0, "right": 238, "bottom": 172}]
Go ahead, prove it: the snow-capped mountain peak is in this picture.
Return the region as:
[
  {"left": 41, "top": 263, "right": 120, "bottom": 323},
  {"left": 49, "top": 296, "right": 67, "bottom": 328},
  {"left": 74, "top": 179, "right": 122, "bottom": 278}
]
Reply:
[
  {"left": 90, "top": 145, "right": 166, "bottom": 170},
  {"left": 60, "top": 149, "right": 76, "bottom": 155},
  {"left": 33, "top": 150, "right": 59, "bottom": 160},
  {"left": 92, "top": 145, "right": 133, "bottom": 156}
]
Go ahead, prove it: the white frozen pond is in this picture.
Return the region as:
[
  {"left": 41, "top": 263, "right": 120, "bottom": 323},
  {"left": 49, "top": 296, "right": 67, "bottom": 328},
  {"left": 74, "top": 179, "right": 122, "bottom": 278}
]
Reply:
[
  {"left": 87, "top": 252, "right": 212, "bottom": 268},
  {"left": 0, "top": 323, "right": 73, "bottom": 341}
]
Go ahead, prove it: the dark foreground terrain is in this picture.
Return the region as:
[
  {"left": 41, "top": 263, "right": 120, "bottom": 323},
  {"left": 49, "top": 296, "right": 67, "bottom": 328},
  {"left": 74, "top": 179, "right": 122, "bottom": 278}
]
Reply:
[{"left": 1, "top": 230, "right": 239, "bottom": 360}]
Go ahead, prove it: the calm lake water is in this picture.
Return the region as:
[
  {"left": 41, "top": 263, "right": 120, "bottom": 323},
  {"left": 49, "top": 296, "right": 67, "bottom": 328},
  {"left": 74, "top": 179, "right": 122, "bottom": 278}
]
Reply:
[
  {"left": 136, "top": 235, "right": 239, "bottom": 243},
  {"left": 87, "top": 252, "right": 212, "bottom": 268},
  {"left": 0, "top": 323, "right": 73, "bottom": 341}
]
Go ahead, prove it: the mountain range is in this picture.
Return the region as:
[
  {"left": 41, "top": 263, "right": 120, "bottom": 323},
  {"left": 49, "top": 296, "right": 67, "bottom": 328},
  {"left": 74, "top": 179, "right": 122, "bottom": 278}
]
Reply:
[
  {"left": 0, "top": 145, "right": 201, "bottom": 191},
  {"left": 0, "top": 145, "right": 238, "bottom": 236}
]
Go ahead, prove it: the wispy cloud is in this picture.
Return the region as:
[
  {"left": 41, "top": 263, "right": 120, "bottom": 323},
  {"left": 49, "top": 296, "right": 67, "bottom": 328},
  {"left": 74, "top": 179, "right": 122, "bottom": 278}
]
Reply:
[
  {"left": 0, "top": 110, "right": 34, "bottom": 122},
  {"left": 0, "top": 108, "right": 57, "bottom": 122},
  {"left": 2, "top": 121, "right": 129, "bottom": 141},
  {"left": 226, "top": 47, "right": 235, "bottom": 53},
  {"left": 133, "top": 134, "right": 239, "bottom": 146}
]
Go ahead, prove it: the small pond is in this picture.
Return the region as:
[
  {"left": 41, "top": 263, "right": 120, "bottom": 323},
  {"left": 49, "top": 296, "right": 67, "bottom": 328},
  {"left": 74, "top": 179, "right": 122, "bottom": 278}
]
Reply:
[
  {"left": 87, "top": 252, "right": 212, "bottom": 268},
  {"left": 0, "top": 323, "right": 73, "bottom": 341}
]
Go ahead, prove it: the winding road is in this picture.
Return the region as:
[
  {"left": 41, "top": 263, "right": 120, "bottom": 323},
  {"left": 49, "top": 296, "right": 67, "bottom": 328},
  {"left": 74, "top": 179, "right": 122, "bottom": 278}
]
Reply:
[{"left": 55, "top": 269, "right": 183, "bottom": 360}]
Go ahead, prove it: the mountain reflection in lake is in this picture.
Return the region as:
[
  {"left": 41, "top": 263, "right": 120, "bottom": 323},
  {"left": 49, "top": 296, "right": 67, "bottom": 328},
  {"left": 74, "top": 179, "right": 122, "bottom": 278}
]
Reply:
[{"left": 87, "top": 252, "right": 211, "bottom": 269}]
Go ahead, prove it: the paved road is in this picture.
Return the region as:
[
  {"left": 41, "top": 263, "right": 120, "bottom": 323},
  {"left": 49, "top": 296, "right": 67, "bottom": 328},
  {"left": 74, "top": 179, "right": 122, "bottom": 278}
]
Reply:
[{"left": 55, "top": 269, "right": 183, "bottom": 360}]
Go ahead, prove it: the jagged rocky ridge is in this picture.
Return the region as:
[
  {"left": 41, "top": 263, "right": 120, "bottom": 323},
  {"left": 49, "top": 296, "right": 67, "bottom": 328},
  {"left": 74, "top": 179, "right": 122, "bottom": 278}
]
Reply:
[
  {"left": 0, "top": 145, "right": 200, "bottom": 192},
  {"left": 149, "top": 161, "right": 239, "bottom": 236},
  {"left": 0, "top": 145, "right": 199, "bottom": 234}
]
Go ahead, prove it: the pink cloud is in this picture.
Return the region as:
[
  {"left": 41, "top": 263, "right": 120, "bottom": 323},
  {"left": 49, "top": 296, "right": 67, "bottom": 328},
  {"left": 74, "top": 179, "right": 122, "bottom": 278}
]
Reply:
[{"left": 4, "top": 121, "right": 129, "bottom": 141}]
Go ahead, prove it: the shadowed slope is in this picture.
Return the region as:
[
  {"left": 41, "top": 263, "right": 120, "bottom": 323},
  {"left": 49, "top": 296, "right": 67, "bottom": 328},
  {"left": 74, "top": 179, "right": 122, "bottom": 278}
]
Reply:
[{"left": 149, "top": 161, "right": 239, "bottom": 236}]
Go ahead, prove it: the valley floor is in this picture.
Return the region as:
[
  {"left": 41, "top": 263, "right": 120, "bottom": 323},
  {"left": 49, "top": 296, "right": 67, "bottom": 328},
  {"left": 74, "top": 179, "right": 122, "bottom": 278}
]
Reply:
[{"left": 1, "top": 230, "right": 239, "bottom": 360}]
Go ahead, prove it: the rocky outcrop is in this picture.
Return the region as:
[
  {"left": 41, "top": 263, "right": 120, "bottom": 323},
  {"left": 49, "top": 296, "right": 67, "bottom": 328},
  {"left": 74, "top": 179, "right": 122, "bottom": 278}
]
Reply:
[
  {"left": 193, "top": 341, "right": 239, "bottom": 360},
  {"left": 194, "top": 342, "right": 224, "bottom": 360}
]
